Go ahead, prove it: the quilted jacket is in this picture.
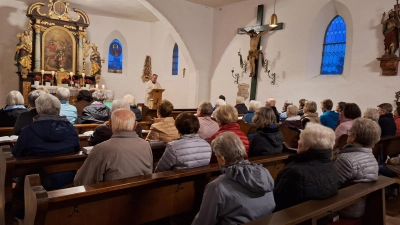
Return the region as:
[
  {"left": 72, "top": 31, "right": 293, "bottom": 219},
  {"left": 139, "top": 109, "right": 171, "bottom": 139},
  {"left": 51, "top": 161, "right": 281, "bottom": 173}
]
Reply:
[
  {"left": 155, "top": 134, "right": 211, "bottom": 172},
  {"left": 332, "top": 144, "right": 378, "bottom": 218},
  {"left": 273, "top": 149, "right": 338, "bottom": 211}
]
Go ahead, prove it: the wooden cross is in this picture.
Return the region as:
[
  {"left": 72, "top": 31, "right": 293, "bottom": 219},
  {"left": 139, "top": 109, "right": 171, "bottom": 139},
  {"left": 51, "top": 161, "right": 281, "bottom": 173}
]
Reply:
[{"left": 237, "top": 5, "right": 283, "bottom": 100}]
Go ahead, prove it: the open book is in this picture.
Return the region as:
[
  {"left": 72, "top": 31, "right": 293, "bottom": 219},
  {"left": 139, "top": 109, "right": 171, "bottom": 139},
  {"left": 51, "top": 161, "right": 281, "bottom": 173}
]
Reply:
[
  {"left": 83, "top": 131, "right": 94, "bottom": 136},
  {"left": 82, "top": 146, "right": 94, "bottom": 155},
  {"left": 0, "top": 135, "right": 18, "bottom": 143}
]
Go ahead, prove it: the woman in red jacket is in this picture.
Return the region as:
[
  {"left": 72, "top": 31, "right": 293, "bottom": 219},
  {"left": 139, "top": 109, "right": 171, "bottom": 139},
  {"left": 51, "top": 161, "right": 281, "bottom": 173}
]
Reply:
[{"left": 209, "top": 104, "right": 249, "bottom": 162}]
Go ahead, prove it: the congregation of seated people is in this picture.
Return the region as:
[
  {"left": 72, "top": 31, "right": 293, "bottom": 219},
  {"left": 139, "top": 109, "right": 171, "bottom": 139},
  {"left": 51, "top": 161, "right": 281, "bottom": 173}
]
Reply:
[{"left": 4, "top": 88, "right": 400, "bottom": 224}]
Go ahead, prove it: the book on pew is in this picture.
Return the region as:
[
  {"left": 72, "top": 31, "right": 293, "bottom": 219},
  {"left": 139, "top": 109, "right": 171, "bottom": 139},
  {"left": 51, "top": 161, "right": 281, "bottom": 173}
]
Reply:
[
  {"left": 0, "top": 135, "right": 18, "bottom": 143},
  {"left": 83, "top": 131, "right": 94, "bottom": 136},
  {"left": 82, "top": 146, "right": 94, "bottom": 154}
]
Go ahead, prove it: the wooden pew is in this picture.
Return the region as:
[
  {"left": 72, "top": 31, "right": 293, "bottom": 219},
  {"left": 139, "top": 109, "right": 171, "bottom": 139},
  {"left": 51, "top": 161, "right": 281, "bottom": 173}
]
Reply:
[
  {"left": 245, "top": 176, "right": 395, "bottom": 225},
  {"left": 0, "top": 147, "right": 88, "bottom": 225},
  {"left": 142, "top": 108, "right": 197, "bottom": 121},
  {"left": 237, "top": 120, "right": 257, "bottom": 136},
  {"left": 278, "top": 124, "right": 300, "bottom": 148},
  {"left": 0, "top": 128, "right": 13, "bottom": 137},
  {"left": 22, "top": 152, "right": 293, "bottom": 225},
  {"left": 73, "top": 124, "right": 101, "bottom": 134},
  {"left": 337, "top": 134, "right": 348, "bottom": 149}
]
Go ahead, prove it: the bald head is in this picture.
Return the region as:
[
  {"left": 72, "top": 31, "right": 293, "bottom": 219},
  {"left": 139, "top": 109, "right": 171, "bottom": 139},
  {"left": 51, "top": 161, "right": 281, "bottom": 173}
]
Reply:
[
  {"left": 111, "top": 108, "right": 136, "bottom": 133},
  {"left": 265, "top": 98, "right": 276, "bottom": 107}
]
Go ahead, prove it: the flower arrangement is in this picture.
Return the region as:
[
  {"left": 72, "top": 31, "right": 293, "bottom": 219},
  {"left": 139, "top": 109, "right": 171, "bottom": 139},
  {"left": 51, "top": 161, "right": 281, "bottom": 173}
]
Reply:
[
  {"left": 73, "top": 79, "right": 79, "bottom": 84},
  {"left": 61, "top": 78, "right": 70, "bottom": 84},
  {"left": 33, "top": 76, "right": 41, "bottom": 81},
  {"left": 44, "top": 76, "right": 52, "bottom": 82},
  {"left": 85, "top": 79, "right": 93, "bottom": 84}
]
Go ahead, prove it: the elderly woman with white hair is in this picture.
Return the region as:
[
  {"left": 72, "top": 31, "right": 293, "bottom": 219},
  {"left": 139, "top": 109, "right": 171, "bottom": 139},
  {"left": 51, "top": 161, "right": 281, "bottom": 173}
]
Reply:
[
  {"left": 211, "top": 98, "right": 226, "bottom": 118},
  {"left": 103, "top": 90, "right": 114, "bottom": 109},
  {"left": 332, "top": 118, "right": 380, "bottom": 219},
  {"left": 282, "top": 105, "right": 303, "bottom": 129},
  {"left": 56, "top": 87, "right": 77, "bottom": 123},
  {"left": 123, "top": 94, "right": 142, "bottom": 121},
  {"left": 234, "top": 96, "right": 248, "bottom": 114},
  {"left": 13, "top": 90, "right": 45, "bottom": 135},
  {"left": 79, "top": 90, "right": 111, "bottom": 124},
  {"left": 274, "top": 123, "right": 338, "bottom": 211},
  {"left": 0, "top": 90, "right": 27, "bottom": 127},
  {"left": 12, "top": 93, "right": 80, "bottom": 190},
  {"left": 363, "top": 108, "right": 379, "bottom": 123},
  {"left": 192, "top": 132, "right": 275, "bottom": 225},
  {"left": 242, "top": 100, "right": 261, "bottom": 123}
]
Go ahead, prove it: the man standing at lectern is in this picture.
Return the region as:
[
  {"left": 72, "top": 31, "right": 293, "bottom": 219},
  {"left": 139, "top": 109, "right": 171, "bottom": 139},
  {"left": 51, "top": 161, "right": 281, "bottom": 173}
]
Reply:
[{"left": 145, "top": 74, "right": 162, "bottom": 107}]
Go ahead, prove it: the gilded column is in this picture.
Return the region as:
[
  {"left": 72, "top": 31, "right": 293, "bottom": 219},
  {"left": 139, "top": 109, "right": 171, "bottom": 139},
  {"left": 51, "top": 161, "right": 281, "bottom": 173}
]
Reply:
[
  {"left": 33, "top": 24, "right": 42, "bottom": 72},
  {"left": 78, "top": 31, "right": 85, "bottom": 74}
]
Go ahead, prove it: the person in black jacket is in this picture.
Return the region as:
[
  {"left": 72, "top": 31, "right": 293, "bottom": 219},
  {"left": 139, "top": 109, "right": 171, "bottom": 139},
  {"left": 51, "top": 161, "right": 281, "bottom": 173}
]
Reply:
[
  {"left": 377, "top": 103, "right": 396, "bottom": 137},
  {"left": 0, "top": 90, "right": 28, "bottom": 127},
  {"left": 265, "top": 98, "right": 280, "bottom": 123},
  {"left": 123, "top": 94, "right": 142, "bottom": 122},
  {"left": 79, "top": 90, "right": 110, "bottom": 124},
  {"left": 234, "top": 96, "right": 248, "bottom": 114},
  {"left": 13, "top": 90, "right": 45, "bottom": 135},
  {"left": 274, "top": 123, "right": 338, "bottom": 212},
  {"left": 249, "top": 107, "right": 283, "bottom": 157}
]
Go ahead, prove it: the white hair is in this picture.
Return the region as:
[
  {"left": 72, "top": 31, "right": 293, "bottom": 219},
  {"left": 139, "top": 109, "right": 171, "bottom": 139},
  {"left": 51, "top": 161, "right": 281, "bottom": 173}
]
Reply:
[
  {"left": 28, "top": 90, "right": 45, "bottom": 108},
  {"left": 56, "top": 87, "right": 70, "bottom": 100},
  {"left": 111, "top": 99, "right": 130, "bottom": 113},
  {"left": 6, "top": 90, "right": 24, "bottom": 106},
  {"left": 111, "top": 108, "right": 136, "bottom": 133},
  {"left": 92, "top": 90, "right": 106, "bottom": 101},
  {"left": 286, "top": 105, "right": 298, "bottom": 117},
  {"left": 211, "top": 131, "right": 246, "bottom": 163},
  {"left": 215, "top": 99, "right": 226, "bottom": 107},
  {"left": 249, "top": 100, "right": 262, "bottom": 111},
  {"left": 105, "top": 90, "right": 114, "bottom": 100},
  {"left": 300, "top": 123, "right": 335, "bottom": 150},
  {"left": 35, "top": 94, "right": 61, "bottom": 115},
  {"left": 123, "top": 94, "right": 136, "bottom": 105},
  {"left": 236, "top": 96, "right": 245, "bottom": 104}
]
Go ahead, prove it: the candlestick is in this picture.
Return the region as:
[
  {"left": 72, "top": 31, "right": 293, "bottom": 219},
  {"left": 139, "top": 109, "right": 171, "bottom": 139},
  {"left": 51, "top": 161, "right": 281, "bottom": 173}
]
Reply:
[
  {"left": 102, "top": 85, "right": 105, "bottom": 90},
  {"left": 82, "top": 73, "right": 85, "bottom": 86},
  {"left": 41, "top": 70, "right": 44, "bottom": 75},
  {"left": 96, "top": 84, "right": 98, "bottom": 89}
]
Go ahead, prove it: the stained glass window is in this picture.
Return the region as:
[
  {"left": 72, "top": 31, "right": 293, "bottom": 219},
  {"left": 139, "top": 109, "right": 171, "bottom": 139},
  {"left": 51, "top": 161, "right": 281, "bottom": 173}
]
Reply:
[
  {"left": 172, "top": 44, "right": 179, "bottom": 75},
  {"left": 108, "top": 39, "right": 123, "bottom": 73},
  {"left": 321, "top": 16, "right": 346, "bottom": 75}
]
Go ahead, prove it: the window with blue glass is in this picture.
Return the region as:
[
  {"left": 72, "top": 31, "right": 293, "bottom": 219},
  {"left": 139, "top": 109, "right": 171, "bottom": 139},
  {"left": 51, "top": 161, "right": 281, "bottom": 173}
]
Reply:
[
  {"left": 172, "top": 44, "right": 179, "bottom": 75},
  {"left": 321, "top": 16, "right": 346, "bottom": 75},
  {"left": 108, "top": 39, "right": 123, "bottom": 73}
]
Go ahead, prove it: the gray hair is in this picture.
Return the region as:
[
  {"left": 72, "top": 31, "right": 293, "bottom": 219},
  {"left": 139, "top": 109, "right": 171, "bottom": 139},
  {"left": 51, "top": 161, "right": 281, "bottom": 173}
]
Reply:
[
  {"left": 35, "top": 93, "right": 61, "bottom": 115},
  {"left": 111, "top": 108, "right": 136, "bottom": 133},
  {"left": 198, "top": 101, "right": 213, "bottom": 116},
  {"left": 363, "top": 108, "right": 379, "bottom": 122},
  {"left": 211, "top": 131, "right": 246, "bottom": 163},
  {"left": 249, "top": 100, "right": 262, "bottom": 111},
  {"left": 349, "top": 118, "right": 381, "bottom": 148},
  {"left": 111, "top": 99, "right": 130, "bottom": 113},
  {"left": 105, "top": 90, "right": 114, "bottom": 100},
  {"left": 92, "top": 90, "right": 106, "bottom": 101},
  {"left": 28, "top": 90, "right": 45, "bottom": 108},
  {"left": 286, "top": 105, "right": 298, "bottom": 117},
  {"left": 123, "top": 94, "right": 136, "bottom": 105},
  {"left": 6, "top": 90, "right": 24, "bottom": 106},
  {"left": 56, "top": 87, "right": 70, "bottom": 100},
  {"left": 236, "top": 96, "right": 245, "bottom": 104},
  {"left": 215, "top": 99, "right": 226, "bottom": 107},
  {"left": 300, "top": 123, "right": 335, "bottom": 150}
]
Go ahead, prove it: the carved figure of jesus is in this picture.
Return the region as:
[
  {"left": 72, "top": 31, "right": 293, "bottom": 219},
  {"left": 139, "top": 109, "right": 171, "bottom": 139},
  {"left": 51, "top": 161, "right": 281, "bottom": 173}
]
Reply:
[{"left": 240, "top": 28, "right": 273, "bottom": 77}]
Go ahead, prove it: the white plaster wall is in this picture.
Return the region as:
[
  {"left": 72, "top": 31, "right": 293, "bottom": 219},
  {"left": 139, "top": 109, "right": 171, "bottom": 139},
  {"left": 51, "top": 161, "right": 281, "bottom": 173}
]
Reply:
[{"left": 211, "top": 0, "right": 397, "bottom": 113}]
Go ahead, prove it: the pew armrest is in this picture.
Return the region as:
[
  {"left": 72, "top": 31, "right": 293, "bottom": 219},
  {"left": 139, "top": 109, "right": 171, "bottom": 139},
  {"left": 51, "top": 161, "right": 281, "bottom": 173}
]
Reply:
[{"left": 23, "top": 174, "right": 48, "bottom": 225}]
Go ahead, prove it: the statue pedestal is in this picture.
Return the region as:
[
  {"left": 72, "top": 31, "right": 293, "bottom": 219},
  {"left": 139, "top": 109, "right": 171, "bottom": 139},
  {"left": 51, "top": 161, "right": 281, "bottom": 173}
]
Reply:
[{"left": 377, "top": 57, "right": 400, "bottom": 76}]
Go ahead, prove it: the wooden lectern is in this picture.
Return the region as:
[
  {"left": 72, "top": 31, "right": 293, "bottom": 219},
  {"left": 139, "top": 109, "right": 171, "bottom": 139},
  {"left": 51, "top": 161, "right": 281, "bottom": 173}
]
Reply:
[{"left": 149, "top": 89, "right": 165, "bottom": 109}]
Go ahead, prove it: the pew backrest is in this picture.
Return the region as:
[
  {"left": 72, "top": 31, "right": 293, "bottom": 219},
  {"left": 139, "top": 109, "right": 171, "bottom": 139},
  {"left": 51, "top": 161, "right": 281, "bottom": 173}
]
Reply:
[
  {"left": 337, "top": 134, "right": 348, "bottom": 149},
  {"left": 245, "top": 176, "right": 395, "bottom": 225},
  {"left": 278, "top": 124, "right": 300, "bottom": 148},
  {"left": 237, "top": 120, "right": 257, "bottom": 136},
  {"left": 22, "top": 152, "right": 293, "bottom": 225},
  {"left": 74, "top": 124, "right": 101, "bottom": 134}
]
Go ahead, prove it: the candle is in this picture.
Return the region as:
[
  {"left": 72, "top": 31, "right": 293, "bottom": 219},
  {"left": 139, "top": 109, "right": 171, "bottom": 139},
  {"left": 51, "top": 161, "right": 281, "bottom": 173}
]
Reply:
[
  {"left": 102, "top": 85, "right": 105, "bottom": 90},
  {"left": 51, "top": 71, "right": 55, "bottom": 76},
  {"left": 260, "top": 46, "right": 262, "bottom": 50},
  {"left": 96, "top": 84, "right": 98, "bottom": 89},
  {"left": 41, "top": 70, "right": 44, "bottom": 75}
]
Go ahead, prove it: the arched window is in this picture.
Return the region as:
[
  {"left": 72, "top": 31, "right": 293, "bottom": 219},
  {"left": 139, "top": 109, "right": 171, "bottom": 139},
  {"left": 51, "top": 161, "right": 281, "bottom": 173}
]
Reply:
[
  {"left": 108, "top": 39, "right": 123, "bottom": 73},
  {"left": 172, "top": 43, "right": 179, "bottom": 75},
  {"left": 321, "top": 16, "right": 346, "bottom": 75}
]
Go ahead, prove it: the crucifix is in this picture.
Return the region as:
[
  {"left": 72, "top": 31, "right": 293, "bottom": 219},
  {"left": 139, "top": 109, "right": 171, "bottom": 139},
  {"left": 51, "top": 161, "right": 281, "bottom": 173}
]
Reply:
[{"left": 237, "top": 5, "right": 283, "bottom": 100}]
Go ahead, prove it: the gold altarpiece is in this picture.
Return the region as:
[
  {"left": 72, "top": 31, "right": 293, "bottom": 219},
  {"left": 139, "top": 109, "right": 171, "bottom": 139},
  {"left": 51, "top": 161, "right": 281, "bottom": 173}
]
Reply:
[{"left": 16, "top": 0, "right": 102, "bottom": 102}]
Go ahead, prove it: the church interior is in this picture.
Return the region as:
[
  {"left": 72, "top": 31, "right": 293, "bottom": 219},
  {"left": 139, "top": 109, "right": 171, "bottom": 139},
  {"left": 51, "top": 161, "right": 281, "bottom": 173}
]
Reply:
[{"left": 1, "top": 0, "right": 400, "bottom": 224}]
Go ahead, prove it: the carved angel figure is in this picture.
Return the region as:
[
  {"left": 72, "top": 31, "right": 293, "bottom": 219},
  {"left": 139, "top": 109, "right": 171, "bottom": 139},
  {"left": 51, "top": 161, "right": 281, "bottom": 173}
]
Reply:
[{"left": 14, "top": 31, "right": 32, "bottom": 71}]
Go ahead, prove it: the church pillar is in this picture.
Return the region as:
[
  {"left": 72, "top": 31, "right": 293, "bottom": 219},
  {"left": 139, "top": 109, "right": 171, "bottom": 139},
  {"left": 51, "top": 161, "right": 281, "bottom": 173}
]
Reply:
[
  {"left": 33, "top": 24, "right": 41, "bottom": 72},
  {"left": 78, "top": 31, "right": 85, "bottom": 74}
]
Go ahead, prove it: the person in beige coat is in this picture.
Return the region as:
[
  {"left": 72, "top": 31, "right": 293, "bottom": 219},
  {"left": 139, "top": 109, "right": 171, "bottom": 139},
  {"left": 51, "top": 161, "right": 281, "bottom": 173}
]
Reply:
[{"left": 74, "top": 108, "right": 153, "bottom": 186}]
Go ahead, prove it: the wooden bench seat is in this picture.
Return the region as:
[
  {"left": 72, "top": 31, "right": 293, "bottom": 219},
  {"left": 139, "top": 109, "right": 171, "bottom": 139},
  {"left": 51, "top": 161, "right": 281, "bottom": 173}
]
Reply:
[
  {"left": 245, "top": 176, "right": 395, "bottom": 225},
  {"left": 0, "top": 147, "right": 88, "bottom": 225},
  {"left": 22, "top": 152, "right": 293, "bottom": 225}
]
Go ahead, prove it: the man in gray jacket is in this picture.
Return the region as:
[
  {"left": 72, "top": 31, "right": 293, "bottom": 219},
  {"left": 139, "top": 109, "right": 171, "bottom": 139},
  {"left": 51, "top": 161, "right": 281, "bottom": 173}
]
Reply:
[{"left": 192, "top": 132, "right": 275, "bottom": 225}]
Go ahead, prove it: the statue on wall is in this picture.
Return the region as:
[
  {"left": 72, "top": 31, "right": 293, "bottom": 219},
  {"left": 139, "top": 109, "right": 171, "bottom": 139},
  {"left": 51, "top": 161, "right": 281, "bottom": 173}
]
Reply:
[
  {"left": 141, "top": 55, "right": 152, "bottom": 82},
  {"left": 90, "top": 44, "right": 102, "bottom": 76},
  {"left": 239, "top": 27, "right": 273, "bottom": 77},
  {"left": 14, "top": 30, "right": 32, "bottom": 72},
  {"left": 381, "top": 10, "right": 400, "bottom": 56}
]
